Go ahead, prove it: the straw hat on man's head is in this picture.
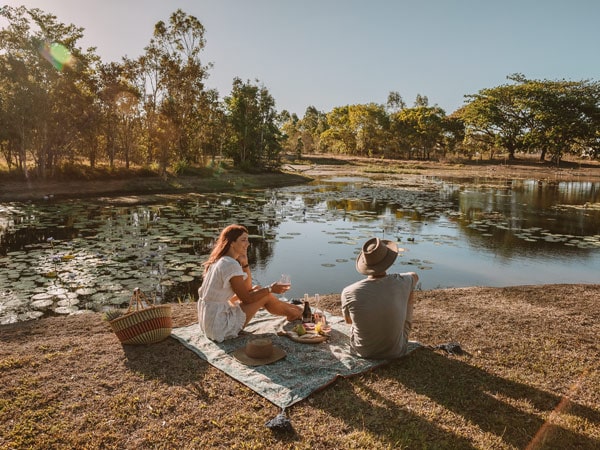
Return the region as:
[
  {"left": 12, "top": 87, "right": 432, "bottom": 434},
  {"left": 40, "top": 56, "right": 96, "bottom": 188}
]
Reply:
[{"left": 356, "top": 237, "right": 400, "bottom": 275}]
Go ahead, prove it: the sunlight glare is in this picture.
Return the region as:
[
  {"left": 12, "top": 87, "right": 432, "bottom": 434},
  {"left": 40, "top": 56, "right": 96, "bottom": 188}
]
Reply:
[{"left": 39, "top": 41, "right": 75, "bottom": 71}]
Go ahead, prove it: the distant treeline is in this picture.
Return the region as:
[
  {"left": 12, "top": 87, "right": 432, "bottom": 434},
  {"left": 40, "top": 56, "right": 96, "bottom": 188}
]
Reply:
[{"left": 1, "top": 7, "right": 599, "bottom": 179}]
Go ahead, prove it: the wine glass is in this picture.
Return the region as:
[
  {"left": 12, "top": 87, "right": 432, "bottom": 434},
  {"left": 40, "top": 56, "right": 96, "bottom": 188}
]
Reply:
[
  {"left": 278, "top": 274, "right": 291, "bottom": 301},
  {"left": 313, "top": 293, "right": 323, "bottom": 325}
]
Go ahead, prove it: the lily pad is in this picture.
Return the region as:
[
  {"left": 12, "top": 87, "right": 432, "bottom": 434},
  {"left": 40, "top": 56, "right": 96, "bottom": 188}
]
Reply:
[
  {"left": 54, "top": 306, "right": 77, "bottom": 315},
  {"left": 31, "top": 299, "right": 54, "bottom": 310}
]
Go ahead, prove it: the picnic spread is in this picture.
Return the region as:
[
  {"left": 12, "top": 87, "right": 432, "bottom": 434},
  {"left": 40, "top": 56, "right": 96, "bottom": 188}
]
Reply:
[{"left": 170, "top": 309, "right": 421, "bottom": 410}]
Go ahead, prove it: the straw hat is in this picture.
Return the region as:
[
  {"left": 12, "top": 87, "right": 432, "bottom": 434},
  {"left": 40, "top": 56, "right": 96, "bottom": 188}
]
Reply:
[
  {"left": 356, "top": 237, "right": 400, "bottom": 275},
  {"left": 232, "top": 338, "right": 286, "bottom": 366}
]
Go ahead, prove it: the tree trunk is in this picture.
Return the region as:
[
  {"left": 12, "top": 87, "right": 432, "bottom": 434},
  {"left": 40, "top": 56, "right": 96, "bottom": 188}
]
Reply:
[{"left": 507, "top": 145, "right": 516, "bottom": 160}]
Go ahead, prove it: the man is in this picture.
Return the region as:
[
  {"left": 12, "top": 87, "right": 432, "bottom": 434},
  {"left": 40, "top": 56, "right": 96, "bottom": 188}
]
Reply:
[{"left": 341, "top": 237, "right": 419, "bottom": 359}]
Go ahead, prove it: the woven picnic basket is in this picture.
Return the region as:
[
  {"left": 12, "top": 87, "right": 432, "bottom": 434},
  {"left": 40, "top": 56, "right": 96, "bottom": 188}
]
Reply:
[{"left": 109, "top": 288, "right": 172, "bottom": 345}]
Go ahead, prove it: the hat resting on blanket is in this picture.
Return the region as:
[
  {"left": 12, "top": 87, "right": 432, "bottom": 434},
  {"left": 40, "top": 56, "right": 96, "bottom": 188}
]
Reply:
[
  {"left": 356, "top": 237, "right": 400, "bottom": 275},
  {"left": 233, "top": 338, "right": 286, "bottom": 366}
]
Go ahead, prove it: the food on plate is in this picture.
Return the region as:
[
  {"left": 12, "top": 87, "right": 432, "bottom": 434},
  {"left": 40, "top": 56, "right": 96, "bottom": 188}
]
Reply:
[{"left": 293, "top": 323, "right": 307, "bottom": 336}]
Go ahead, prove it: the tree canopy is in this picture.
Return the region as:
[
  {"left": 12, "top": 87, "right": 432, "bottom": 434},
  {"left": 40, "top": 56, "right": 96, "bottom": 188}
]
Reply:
[
  {"left": 0, "top": 6, "right": 282, "bottom": 176},
  {"left": 456, "top": 74, "right": 600, "bottom": 162},
  {"left": 1, "top": 7, "right": 599, "bottom": 180}
]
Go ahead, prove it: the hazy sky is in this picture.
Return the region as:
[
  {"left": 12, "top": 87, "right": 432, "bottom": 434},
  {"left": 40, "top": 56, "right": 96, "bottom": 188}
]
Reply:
[{"left": 3, "top": 1, "right": 599, "bottom": 116}]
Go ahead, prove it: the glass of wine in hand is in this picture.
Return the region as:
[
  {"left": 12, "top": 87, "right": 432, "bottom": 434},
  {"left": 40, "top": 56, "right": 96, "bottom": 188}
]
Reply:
[{"left": 278, "top": 274, "right": 291, "bottom": 302}]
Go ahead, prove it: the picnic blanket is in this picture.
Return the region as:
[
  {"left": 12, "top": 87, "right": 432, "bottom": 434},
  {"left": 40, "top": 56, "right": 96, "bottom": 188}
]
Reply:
[{"left": 171, "top": 309, "right": 421, "bottom": 409}]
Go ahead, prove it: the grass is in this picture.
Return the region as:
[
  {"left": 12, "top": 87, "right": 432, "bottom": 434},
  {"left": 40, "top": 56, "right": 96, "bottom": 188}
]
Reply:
[
  {"left": 1, "top": 285, "right": 599, "bottom": 449},
  {"left": 363, "top": 164, "right": 427, "bottom": 175},
  {"left": 0, "top": 161, "right": 312, "bottom": 203}
]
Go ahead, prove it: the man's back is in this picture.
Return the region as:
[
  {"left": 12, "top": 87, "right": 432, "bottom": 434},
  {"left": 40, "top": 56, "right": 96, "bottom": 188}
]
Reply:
[{"left": 341, "top": 273, "right": 415, "bottom": 359}]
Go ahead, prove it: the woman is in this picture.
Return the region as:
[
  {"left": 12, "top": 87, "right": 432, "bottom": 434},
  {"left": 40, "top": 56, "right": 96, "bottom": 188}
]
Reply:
[{"left": 198, "top": 224, "right": 302, "bottom": 342}]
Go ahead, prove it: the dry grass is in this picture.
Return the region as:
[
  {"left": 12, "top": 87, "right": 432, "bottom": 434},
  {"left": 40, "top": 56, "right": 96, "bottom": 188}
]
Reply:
[
  {"left": 1, "top": 284, "right": 599, "bottom": 449},
  {"left": 0, "top": 167, "right": 310, "bottom": 203}
]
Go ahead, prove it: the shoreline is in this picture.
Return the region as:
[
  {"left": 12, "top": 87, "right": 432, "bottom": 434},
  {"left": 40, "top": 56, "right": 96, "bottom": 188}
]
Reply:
[
  {"left": 0, "top": 172, "right": 312, "bottom": 203},
  {"left": 1, "top": 157, "right": 599, "bottom": 203}
]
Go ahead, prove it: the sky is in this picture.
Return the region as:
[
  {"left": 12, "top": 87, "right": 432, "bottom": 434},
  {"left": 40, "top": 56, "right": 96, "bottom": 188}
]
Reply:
[{"left": 3, "top": 0, "right": 600, "bottom": 116}]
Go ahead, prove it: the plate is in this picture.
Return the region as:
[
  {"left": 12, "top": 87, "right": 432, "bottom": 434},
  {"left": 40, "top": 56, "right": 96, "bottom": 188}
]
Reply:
[
  {"left": 280, "top": 330, "right": 328, "bottom": 344},
  {"left": 278, "top": 322, "right": 329, "bottom": 344}
]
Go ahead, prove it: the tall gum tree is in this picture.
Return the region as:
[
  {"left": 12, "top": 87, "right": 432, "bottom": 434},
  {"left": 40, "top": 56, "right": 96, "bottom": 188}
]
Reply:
[
  {"left": 224, "top": 78, "right": 282, "bottom": 170},
  {"left": 138, "top": 9, "right": 212, "bottom": 172}
]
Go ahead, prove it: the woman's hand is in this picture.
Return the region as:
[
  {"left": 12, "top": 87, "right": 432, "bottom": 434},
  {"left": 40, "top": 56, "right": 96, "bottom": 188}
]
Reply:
[
  {"left": 237, "top": 255, "right": 249, "bottom": 268},
  {"left": 269, "top": 282, "right": 289, "bottom": 295},
  {"left": 251, "top": 283, "right": 284, "bottom": 295}
]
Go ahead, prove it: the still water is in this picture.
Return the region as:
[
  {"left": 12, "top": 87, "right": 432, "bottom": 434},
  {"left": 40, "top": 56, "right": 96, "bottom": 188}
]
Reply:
[
  {"left": 1, "top": 175, "right": 599, "bottom": 323},
  {"left": 254, "top": 177, "right": 600, "bottom": 297}
]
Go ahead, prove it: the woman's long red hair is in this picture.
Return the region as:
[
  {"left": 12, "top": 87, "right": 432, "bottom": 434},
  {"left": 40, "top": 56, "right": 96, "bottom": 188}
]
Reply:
[{"left": 203, "top": 224, "right": 248, "bottom": 274}]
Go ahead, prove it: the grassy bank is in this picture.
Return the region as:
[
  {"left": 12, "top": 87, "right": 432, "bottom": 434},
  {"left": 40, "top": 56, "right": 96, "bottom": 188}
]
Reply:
[
  {"left": 2, "top": 155, "right": 600, "bottom": 203},
  {"left": 1, "top": 284, "right": 599, "bottom": 449},
  {"left": 0, "top": 163, "right": 312, "bottom": 203}
]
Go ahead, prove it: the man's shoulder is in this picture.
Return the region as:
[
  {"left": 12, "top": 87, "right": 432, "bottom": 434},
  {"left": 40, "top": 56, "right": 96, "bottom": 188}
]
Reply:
[
  {"left": 341, "top": 278, "right": 365, "bottom": 301},
  {"left": 342, "top": 278, "right": 367, "bottom": 292}
]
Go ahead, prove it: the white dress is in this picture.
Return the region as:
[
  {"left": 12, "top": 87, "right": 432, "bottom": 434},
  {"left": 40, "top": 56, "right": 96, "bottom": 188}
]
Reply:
[{"left": 197, "top": 256, "right": 247, "bottom": 342}]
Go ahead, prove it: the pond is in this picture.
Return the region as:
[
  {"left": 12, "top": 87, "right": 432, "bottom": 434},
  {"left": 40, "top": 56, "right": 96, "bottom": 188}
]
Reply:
[{"left": 1, "top": 174, "right": 599, "bottom": 323}]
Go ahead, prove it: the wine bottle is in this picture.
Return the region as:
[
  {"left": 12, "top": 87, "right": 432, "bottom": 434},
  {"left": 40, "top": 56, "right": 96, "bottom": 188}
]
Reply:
[{"left": 302, "top": 300, "right": 312, "bottom": 323}]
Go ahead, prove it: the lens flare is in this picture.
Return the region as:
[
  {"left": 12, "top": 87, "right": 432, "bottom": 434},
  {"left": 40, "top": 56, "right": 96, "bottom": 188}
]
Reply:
[{"left": 39, "top": 41, "right": 75, "bottom": 71}]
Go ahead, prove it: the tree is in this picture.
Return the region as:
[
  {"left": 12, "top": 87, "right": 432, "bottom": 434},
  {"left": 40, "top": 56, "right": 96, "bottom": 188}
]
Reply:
[
  {"left": 389, "top": 95, "right": 447, "bottom": 160},
  {"left": 414, "top": 94, "right": 429, "bottom": 107},
  {"left": 441, "top": 115, "right": 466, "bottom": 158},
  {"left": 138, "top": 9, "right": 211, "bottom": 169},
  {"left": 279, "top": 110, "right": 301, "bottom": 157},
  {"left": 518, "top": 77, "right": 600, "bottom": 163},
  {"left": 458, "top": 74, "right": 600, "bottom": 162},
  {"left": 197, "top": 89, "right": 228, "bottom": 165},
  {"left": 387, "top": 91, "right": 406, "bottom": 113},
  {"left": 224, "top": 78, "right": 282, "bottom": 170},
  {"left": 348, "top": 103, "right": 390, "bottom": 156},
  {"left": 321, "top": 106, "right": 355, "bottom": 155},
  {"left": 280, "top": 106, "right": 330, "bottom": 157},
  {"left": 458, "top": 81, "right": 528, "bottom": 160},
  {"left": 320, "top": 104, "right": 390, "bottom": 157},
  {"left": 97, "top": 62, "right": 123, "bottom": 168},
  {"left": 0, "top": 5, "right": 99, "bottom": 177},
  {"left": 299, "top": 106, "right": 328, "bottom": 154}
]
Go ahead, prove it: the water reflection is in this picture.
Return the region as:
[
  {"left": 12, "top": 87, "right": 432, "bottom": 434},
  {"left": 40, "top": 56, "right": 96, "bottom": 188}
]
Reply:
[
  {"left": 250, "top": 177, "right": 600, "bottom": 298},
  {"left": 0, "top": 177, "right": 599, "bottom": 323}
]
